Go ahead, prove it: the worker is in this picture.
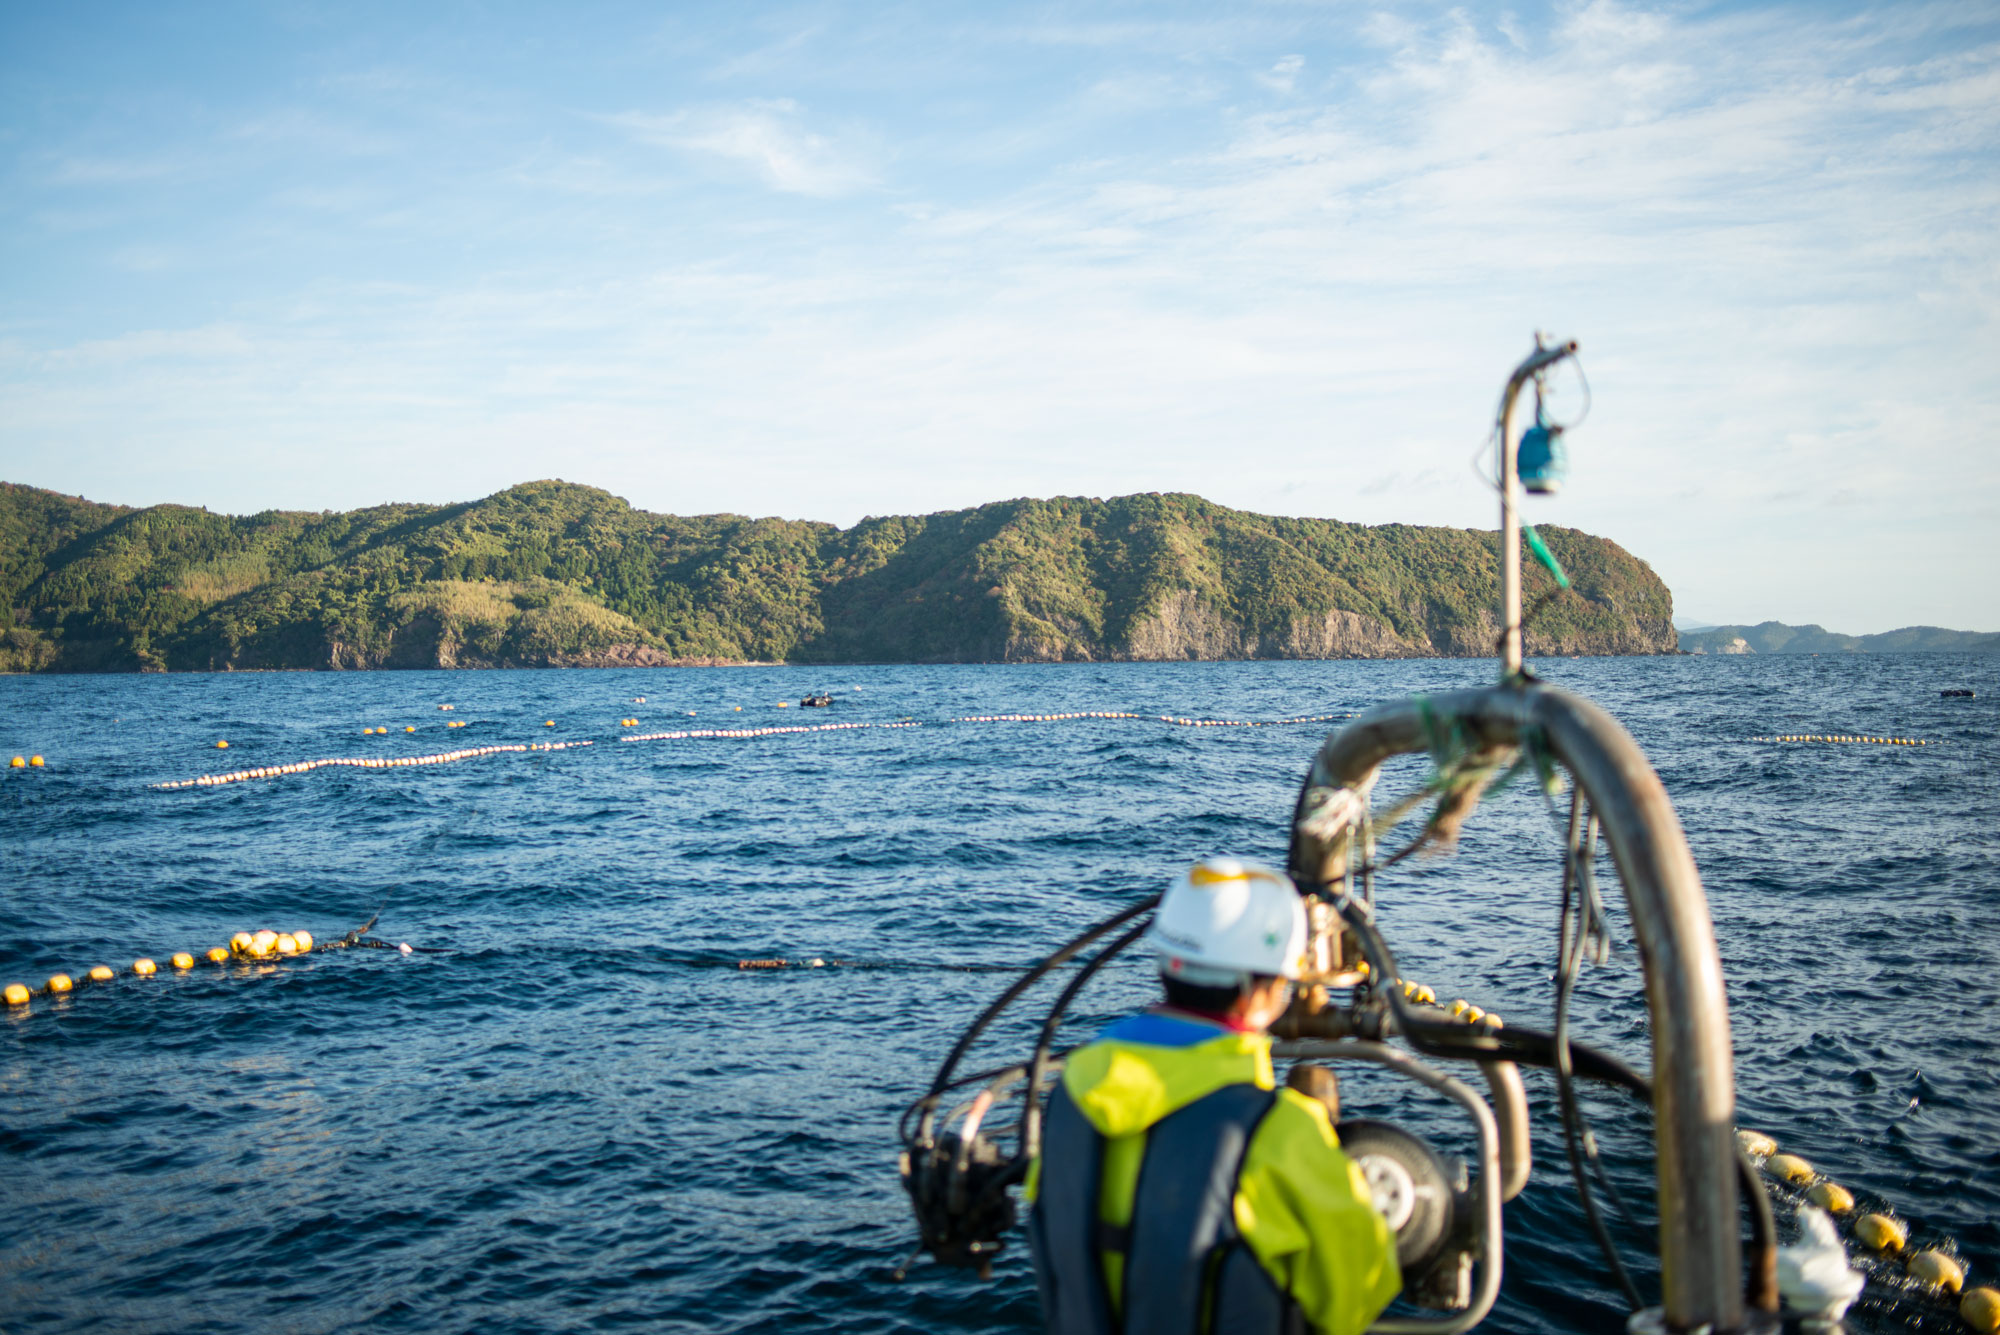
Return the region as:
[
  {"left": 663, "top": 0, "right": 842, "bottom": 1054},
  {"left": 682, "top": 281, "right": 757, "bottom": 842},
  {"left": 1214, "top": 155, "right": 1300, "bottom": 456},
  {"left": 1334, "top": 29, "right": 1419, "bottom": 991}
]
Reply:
[{"left": 1026, "top": 859, "right": 1401, "bottom": 1335}]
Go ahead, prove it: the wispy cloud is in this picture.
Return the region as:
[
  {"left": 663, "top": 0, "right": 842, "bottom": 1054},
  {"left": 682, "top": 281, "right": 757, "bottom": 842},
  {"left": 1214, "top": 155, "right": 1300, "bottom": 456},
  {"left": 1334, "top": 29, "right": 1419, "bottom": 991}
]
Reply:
[
  {"left": 1255, "top": 54, "right": 1305, "bottom": 94},
  {"left": 605, "top": 100, "right": 874, "bottom": 197}
]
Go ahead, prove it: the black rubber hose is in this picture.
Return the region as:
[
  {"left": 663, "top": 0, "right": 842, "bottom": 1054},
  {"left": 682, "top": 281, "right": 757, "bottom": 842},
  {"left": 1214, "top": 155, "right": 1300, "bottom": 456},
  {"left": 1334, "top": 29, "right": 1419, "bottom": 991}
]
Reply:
[
  {"left": 1020, "top": 919, "right": 1154, "bottom": 1162},
  {"left": 1554, "top": 803, "right": 1642, "bottom": 1310},
  {"left": 916, "top": 894, "right": 1160, "bottom": 1143}
]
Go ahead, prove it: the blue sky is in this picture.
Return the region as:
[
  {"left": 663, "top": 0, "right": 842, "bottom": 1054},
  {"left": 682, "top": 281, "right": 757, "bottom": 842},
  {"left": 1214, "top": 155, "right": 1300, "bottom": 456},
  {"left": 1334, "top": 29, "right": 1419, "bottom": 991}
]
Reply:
[{"left": 2, "top": 1, "right": 1995, "bottom": 633}]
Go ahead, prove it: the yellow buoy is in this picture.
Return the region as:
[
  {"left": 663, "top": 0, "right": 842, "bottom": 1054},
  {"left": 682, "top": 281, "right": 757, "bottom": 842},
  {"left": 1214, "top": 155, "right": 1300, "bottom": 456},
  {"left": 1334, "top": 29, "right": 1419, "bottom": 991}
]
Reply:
[
  {"left": 276, "top": 934, "right": 299, "bottom": 955},
  {"left": 133, "top": 958, "right": 157, "bottom": 976},
  {"left": 1448, "top": 999, "right": 1469, "bottom": 1018},
  {"left": 544, "top": 720, "right": 555, "bottom": 727},
  {"left": 406, "top": 726, "right": 416, "bottom": 732},
  {"left": 250, "top": 930, "right": 278, "bottom": 957},
  {"left": 1807, "top": 1181, "right": 1855, "bottom": 1213},
  {"left": 48, "top": 973, "right": 73, "bottom": 994},
  {"left": 171, "top": 952, "right": 195, "bottom": 970},
  {"left": 1737, "top": 1129, "right": 1778, "bottom": 1158},
  {"left": 1480, "top": 1011, "right": 1504, "bottom": 1029},
  {"left": 1961, "top": 1287, "right": 2000, "bottom": 1334},
  {"left": 4, "top": 982, "right": 30, "bottom": 1006},
  {"left": 294, "top": 930, "right": 314, "bottom": 953},
  {"left": 7, "top": 756, "right": 21, "bottom": 768},
  {"left": 88, "top": 965, "right": 115, "bottom": 982},
  {"left": 1413, "top": 985, "right": 1437, "bottom": 1005},
  {"left": 230, "top": 932, "right": 253, "bottom": 953},
  {"left": 1908, "top": 1250, "right": 1964, "bottom": 1294},
  {"left": 206, "top": 946, "right": 230, "bottom": 963},
  {"left": 1856, "top": 1213, "right": 1907, "bottom": 1252},
  {"left": 216, "top": 740, "right": 229, "bottom": 748},
  {"left": 29, "top": 755, "right": 43, "bottom": 767},
  {"left": 1767, "top": 1153, "right": 1815, "bottom": 1184}
]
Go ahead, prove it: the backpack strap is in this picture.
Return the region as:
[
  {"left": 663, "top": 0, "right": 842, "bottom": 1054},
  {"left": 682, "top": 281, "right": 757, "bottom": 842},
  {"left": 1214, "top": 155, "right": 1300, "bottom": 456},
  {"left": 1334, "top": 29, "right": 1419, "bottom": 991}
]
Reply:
[
  {"left": 1028, "top": 1081, "right": 1120, "bottom": 1335},
  {"left": 1120, "top": 1083, "right": 1279, "bottom": 1335}
]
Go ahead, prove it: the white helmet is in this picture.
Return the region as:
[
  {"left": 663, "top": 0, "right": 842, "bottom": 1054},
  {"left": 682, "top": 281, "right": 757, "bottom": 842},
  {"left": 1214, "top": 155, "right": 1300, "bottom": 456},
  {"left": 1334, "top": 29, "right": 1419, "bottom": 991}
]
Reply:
[{"left": 1150, "top": 859, "right": 1308, "bottom": 986}]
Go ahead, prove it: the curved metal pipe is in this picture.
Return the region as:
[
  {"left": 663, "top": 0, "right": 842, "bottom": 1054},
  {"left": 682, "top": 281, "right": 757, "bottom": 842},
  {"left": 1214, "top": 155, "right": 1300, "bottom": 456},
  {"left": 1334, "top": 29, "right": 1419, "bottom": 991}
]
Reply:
[
  {"left": 1289, "top": 682, "right": 1740, "bottom": 1333},
  {"left": 1479, "top": 1060, "right": 1531, "bottom": 1203}
]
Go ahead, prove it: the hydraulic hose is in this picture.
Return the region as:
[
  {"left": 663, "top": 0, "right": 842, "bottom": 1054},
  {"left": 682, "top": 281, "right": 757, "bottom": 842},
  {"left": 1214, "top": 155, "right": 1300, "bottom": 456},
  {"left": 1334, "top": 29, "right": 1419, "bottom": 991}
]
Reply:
[
  {"left": 1020, "top": 919, "right": 1154, "bottom": 1161},
  {"left": 916, "top": 894, "right": 1160, "bottom": 1143}
]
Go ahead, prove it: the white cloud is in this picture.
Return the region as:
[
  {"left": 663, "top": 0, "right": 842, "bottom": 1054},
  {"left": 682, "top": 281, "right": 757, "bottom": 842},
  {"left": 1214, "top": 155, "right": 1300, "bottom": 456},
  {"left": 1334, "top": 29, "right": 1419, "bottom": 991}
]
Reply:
[
  {"left": 1255, "top": 54, "right": 1305, "bottom": 94},
  {"left": 606, "top": 101, "right": 874, "bottom": 197}
]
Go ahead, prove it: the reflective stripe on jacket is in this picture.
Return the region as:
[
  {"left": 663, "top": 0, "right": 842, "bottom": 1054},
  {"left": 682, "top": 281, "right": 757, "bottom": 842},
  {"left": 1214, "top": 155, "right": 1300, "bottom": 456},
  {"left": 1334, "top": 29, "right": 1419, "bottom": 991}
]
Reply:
[{"left": 1024, "top": 1011, "right": 1400, "bottom": 1335}]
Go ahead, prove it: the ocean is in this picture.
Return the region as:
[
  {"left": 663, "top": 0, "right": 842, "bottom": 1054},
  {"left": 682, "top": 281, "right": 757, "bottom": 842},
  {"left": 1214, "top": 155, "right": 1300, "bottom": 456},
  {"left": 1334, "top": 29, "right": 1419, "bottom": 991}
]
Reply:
[{"left": 2, "top": 655, "right": 1994, "bottom": 1334}]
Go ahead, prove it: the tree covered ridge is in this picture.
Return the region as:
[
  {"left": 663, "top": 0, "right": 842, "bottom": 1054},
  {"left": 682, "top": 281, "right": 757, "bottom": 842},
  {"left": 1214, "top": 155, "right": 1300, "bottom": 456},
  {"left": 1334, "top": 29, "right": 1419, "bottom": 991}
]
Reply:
[{"left": 0, "top": 479, "right": 1675, "bottom": 671}]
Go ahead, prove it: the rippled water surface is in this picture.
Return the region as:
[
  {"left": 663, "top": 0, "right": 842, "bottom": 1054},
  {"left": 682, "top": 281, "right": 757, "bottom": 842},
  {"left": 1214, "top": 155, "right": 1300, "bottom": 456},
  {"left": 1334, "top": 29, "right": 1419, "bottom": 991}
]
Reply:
[{"left": 3, "top": 656, "right": 1995, "bottom": 1334}]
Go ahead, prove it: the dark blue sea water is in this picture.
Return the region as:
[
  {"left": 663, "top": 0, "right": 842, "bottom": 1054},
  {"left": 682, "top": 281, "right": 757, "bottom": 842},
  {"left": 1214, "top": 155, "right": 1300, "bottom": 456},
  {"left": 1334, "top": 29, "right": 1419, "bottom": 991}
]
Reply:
[{"left": 2, "top": 656, "right": 1995, "bottom": 1334}]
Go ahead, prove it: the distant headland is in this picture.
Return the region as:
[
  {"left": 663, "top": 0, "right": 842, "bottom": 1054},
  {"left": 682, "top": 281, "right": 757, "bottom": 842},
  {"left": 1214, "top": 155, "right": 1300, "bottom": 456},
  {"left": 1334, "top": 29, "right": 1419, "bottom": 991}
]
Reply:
[
  {"left": 1680, "top": 622, "right": 1998, "bottom": 655},
  {"left": 1, "top": 479, "right": 1676, "bottom": 672}
]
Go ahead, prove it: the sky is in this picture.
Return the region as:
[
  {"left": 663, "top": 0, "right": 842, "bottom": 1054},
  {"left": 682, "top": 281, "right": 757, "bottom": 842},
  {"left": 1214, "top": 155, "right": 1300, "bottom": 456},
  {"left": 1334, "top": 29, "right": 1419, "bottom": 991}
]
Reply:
[{"left": 1, "top": 1, "right": 1995, "bottom": 634}]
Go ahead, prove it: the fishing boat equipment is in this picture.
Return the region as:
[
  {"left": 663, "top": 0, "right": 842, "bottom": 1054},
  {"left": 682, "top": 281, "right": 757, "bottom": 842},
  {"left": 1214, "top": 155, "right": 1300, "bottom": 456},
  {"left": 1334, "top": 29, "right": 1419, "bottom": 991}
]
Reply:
[{"left": 893, "top": 338, "right": 1809, "bottom": 1334}]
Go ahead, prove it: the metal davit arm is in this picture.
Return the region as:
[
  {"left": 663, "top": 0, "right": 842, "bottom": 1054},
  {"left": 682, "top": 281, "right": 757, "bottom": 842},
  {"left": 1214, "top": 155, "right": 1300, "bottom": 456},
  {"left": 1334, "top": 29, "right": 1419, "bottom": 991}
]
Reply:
[{"left": 1290, "top": 682, "right": 1742, "bottom": 1334}]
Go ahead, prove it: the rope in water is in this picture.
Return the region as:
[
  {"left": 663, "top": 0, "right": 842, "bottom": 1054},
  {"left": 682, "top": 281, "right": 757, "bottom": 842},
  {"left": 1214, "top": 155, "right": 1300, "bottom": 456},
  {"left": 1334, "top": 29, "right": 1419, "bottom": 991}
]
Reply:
[
  {"left": 2, "top": 920, "right": 411, "bottom": 1015},
  {"left": 1737, "top": 1130, "right": 1997, "bottom": 1331},
  {"left": 1753, "top": 735, "right": 1937, "bottom": 746},
  {"left": 624, "top": 721, "right": 922, "bottom": 742},
  {"left": 151, "top": 740, "right": 595, "bottom": 789},
  {"left": 943, "top": 711, "right": 1355, "bottom": 727},
  {"left": 148, "top": 712, "right": 1360, "bottom": 790}
]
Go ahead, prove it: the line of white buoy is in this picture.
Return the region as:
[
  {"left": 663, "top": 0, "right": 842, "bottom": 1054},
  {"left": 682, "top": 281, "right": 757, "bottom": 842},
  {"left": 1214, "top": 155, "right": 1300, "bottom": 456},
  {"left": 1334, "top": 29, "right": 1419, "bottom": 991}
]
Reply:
[
  {"left": 951, "top": 711, "right": 1356, "bottom": 727},
  {"left": 151, "top": 741, "right": 595, "bottom": 790},
  {"left": 151, "top": 710, "right": 1362, "bottom": 791},
  {"left": 622, "top": 722, "right": 922, "bottom": 742}
]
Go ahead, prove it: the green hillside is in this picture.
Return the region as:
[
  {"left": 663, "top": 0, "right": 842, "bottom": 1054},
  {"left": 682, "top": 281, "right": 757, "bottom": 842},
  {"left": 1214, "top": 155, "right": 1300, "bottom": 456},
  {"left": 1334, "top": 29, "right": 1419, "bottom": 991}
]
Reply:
[
  {"left": 0, "top": 480, "right": 1675, "bottom": 671},
  {"left": 1680, "top": 621, "right": 1999, "bottom": 655}
]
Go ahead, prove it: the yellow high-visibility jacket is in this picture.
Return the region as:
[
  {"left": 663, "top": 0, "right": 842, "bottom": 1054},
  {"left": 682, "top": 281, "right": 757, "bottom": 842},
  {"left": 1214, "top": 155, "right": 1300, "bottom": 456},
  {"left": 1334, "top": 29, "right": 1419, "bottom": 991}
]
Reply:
[{"left": 1026, "top": 1009, "right": 1400, "bottom": 1335}]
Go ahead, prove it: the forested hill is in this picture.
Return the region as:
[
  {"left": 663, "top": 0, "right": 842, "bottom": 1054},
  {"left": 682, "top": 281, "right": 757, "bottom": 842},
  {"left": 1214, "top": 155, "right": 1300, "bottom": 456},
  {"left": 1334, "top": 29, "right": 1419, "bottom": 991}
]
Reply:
[{"left": 0, "top": 480, "right": 1675, "bottom": 672}]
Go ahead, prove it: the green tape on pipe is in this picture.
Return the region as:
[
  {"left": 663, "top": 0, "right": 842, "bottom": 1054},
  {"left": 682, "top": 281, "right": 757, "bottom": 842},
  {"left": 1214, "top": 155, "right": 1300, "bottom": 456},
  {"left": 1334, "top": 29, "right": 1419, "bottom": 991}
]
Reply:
[{"left": 1524, "top": 525, "right": 1570, "bottom": 590}]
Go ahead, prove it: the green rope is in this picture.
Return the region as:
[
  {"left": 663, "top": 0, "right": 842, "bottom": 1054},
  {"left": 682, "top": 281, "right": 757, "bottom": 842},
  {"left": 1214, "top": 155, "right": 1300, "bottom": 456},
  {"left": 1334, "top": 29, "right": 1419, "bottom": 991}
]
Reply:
[{"left": 1524, "top": 525, "right": 1570, "bottom": 590}]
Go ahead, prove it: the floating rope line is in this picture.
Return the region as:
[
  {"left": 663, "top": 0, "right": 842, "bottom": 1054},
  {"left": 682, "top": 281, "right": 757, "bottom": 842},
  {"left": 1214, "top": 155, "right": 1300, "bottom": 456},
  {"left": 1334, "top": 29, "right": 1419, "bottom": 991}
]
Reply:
[
  {"left": 3, "top": 917, "right": 413, "bottom": 1014},
  {"left": 151, "top": 740, "right": 595, "bottom": 789},
  {"left": 1737, "top": 1130, "right": 1997, "bottom": 1332},
  {"left": 624, "top": 721, "right": 922, "bottom": 742},
  {"left": 1752, "top": 735, "right": 1936, "bottom": 746},
  {"left": 949, "top": 711, "right": 1356, "bottom": 727},
  {"left": 151, "top": 711, "right": 1359, "bottom": 791}
]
